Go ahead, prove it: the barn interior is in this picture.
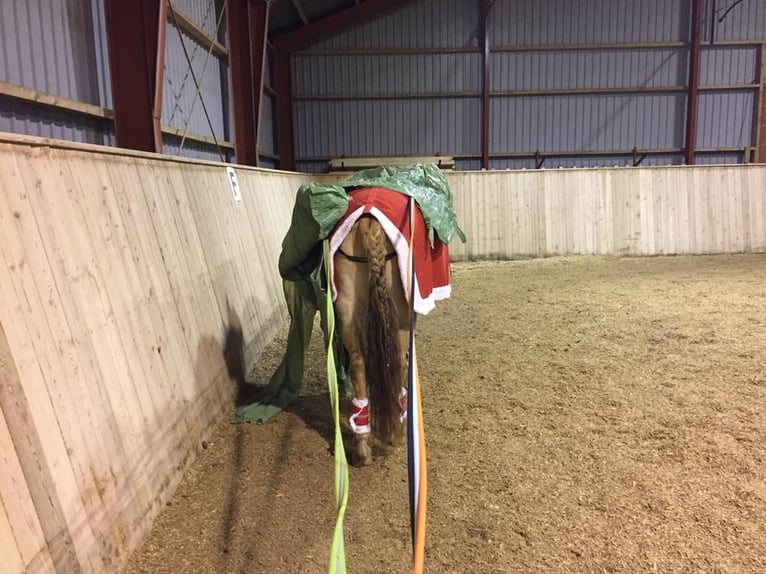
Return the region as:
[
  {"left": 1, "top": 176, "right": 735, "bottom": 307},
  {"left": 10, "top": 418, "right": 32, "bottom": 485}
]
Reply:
[{"left": 1, "top": 1, "right": 766, "bottom": 572}]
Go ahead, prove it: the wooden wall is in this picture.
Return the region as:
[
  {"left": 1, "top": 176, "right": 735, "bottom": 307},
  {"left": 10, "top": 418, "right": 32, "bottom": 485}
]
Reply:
[
  {"left": 442, "top": 166, "right": 766, "bottom": 260},
  {"left": 0, "top": 134, "right": 311, "bottom": 573}
]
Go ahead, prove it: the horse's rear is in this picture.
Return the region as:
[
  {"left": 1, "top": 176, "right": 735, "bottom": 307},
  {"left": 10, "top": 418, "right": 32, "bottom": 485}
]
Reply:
[{"left": 334, "top": 216, "right": 410, "bottom": 466}]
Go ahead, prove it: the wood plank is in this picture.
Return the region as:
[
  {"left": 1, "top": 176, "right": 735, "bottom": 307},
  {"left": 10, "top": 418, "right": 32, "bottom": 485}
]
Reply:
[
  {"left": 329, "top": 156, "right": 455, "bottom": 170},
  {"left": 237, "top": 170, "right": 299, "bottom": 354},
  {"left": 747, "top": 168, "right": 765, "bottom": 250},
  {"left": 106, "top": 155, "right": 192, "bottom": 476},
  {"left": 0, "top": 402, "right": 50, "bottom": 573},
  {"left": 167, "top": 4, "right": 227, "bottom": 58},
  {"left": 0, "top": 80, "right": 113, "bottom": 119},
  {"left": 16, "top": 146, "right": 138, "bottom": 571},
  {"left": 0, "top": 144, "right": 96, "bottom": 572},
  {"left": 63, "top": 151, "right": 159, "bottom": 553},
  {"left": 160, "top": 125, "right": 233, "bottom": 150},
  {"left": 0, "top": 83, "right": 234, "bottom": 154},
  {"left": 90, "top": 154, "right": 176, "bottom": 496},
  {"left": 0, "top": 490, "right": 25, "bottom": 574},
  {"left": 184, "top": 164, "right": 273, "bottom": 364}
]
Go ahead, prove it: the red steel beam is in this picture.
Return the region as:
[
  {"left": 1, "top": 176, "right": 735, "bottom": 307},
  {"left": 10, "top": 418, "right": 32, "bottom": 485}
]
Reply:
[
  {"left": 757, "top": 43, "right": 766, "bottom": 162},
  {"left": 228, "top": 0, "right": 258, "bottom": 165},
  {"left": 481, "top": 0, "right": 492, "bottom": 170},
  {"left": 275, "top": 47, "right": 295, "bottom": 170},
  {"left": 104, "top": 0, "right": 164, "bottom": 152},
  {"left": 684, "top": 0, "right": 702, "bottom": 165},
  {"left": 250, "top": 0, "right": 271, "bottom": 166}
]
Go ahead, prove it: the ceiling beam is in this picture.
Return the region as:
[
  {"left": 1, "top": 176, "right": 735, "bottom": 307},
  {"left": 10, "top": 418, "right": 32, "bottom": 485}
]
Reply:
[
  {"left": 273, "top": 0, "right": 413, "bottom": 51},
  {"left": 291, "top": 0, "right": 309, "bottom": 26}
]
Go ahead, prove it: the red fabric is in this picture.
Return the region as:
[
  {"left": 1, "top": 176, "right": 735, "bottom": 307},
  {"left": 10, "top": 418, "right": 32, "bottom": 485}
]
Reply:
[
  {"left": 351, "top": 402, "right": 369, "bottom": 427},
  {"left": 335, "top": 187, "right": 451, "bottom": 303}
]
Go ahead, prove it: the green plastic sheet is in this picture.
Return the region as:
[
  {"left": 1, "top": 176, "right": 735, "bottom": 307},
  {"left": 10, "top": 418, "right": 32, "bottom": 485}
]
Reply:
[{"left": 232, "top": 164, "right": 464, "bottom": 424}]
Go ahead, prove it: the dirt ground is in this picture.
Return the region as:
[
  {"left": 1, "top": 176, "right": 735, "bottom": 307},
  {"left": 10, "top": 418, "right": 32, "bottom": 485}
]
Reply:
[{"left": 125, "top": 254, "right": 766, "bottom": 574}]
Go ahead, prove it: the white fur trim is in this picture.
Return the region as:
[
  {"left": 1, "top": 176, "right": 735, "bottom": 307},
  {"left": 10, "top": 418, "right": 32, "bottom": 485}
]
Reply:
[{"left": 329, "top": 205, "right": 449, "bottom": 316}]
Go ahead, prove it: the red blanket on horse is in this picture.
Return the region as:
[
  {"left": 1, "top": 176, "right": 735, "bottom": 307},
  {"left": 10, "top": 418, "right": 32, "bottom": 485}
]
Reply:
[{"left": 329, "top": 187, "right": 451, "bottom": 315}]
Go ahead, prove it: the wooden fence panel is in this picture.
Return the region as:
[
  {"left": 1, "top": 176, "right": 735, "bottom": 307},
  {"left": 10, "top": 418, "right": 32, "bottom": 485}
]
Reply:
[
  {"left": 0, "top": 135, "right": 312, "bottom": 573},
  {"left": 443, "top": 166, "right": 766, "bottom": 260}
]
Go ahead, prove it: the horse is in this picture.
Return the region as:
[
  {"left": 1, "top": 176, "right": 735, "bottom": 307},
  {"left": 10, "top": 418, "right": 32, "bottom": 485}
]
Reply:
[{"left": 333, "top": 214, "right": 411, "bottom": 466}]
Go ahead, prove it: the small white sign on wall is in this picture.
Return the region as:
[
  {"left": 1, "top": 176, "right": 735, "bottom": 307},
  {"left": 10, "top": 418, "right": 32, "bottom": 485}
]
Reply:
[{"left": 226, "top": 167, "right": 242, "bottom": 202}]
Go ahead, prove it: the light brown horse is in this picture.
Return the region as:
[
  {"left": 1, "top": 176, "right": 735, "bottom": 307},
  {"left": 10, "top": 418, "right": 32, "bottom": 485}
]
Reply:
[{"left": 333, "top": 215, "right": 410, "bottom": 466}]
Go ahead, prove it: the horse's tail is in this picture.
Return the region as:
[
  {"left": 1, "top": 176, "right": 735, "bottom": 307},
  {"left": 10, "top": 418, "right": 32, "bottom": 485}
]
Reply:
[{"left": 360, "top": 217, "right": 402, "bottom": 442}]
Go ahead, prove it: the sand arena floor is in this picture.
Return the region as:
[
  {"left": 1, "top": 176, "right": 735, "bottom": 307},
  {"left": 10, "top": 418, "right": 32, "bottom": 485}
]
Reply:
[{"left": 125, "top": 254, "right": 766, "bottom": 573}]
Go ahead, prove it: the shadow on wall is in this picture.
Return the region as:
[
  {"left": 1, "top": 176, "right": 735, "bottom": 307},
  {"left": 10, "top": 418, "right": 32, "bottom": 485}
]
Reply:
[{"left": 222, "top": 299, "right": 261, "bottom": 407}]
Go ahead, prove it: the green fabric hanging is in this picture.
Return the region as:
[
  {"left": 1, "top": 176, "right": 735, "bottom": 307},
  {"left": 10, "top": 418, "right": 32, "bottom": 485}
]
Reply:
[{"left": 232, "top": 164, "right": 464, "bottom": 425}]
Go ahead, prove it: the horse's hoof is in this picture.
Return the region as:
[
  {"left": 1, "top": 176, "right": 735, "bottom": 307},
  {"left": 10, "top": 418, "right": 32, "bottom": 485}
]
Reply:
[
  {"left": 352, "top": 451, "right": 373, "bottom": 467},
  {"left": 352, "top": 437, "right": 373, "bottom": 466}
]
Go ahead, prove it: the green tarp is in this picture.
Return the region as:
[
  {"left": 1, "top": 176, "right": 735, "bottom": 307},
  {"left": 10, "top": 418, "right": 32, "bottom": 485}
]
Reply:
[{"left": 231, "top": 164, "right": 464, "bottom": 424}]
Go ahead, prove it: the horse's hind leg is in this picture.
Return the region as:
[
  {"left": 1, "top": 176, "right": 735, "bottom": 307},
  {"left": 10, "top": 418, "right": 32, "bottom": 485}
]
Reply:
[
  {"left": 347, "top": 350, "right": 373, "bottom": 466},
  {"left": 334, "top": 231, "right": 373, "bottom": 466}
]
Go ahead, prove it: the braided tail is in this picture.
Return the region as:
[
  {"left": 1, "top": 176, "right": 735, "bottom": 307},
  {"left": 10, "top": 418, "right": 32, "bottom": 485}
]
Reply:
[{"left": 360, "top": 217, "right": 402, "bottom": 443}]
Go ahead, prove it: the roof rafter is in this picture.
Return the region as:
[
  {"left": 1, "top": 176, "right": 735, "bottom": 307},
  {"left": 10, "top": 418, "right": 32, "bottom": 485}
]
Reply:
[
  {"left": 273, "top": 0, "right": 412, "bottom": 51},
  {"left": 290, "top": 0, "right": 309, "bottom": 26}
]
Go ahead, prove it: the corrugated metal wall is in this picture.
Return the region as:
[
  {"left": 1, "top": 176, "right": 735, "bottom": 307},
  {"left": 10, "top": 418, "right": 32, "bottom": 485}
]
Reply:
[
  {"left": 162, "top": 0, "right": 230, "bottom": 161},
  {"left": 1, "top": 0, "right": 763, "bottom": 170},
  {"left": 293, "top": 0, "right": 481, "bottom": 172},
  {"left": 260, "top": 50, "right": 277, "bottom": 161},
  {"left": 0, "top": 0, "right": 112, "bottom": 144},
  {"left": 292, "top": 0, "right": 766, "bottom": 172},
  {"left": 0, "top": 0, "right": 236, "bottom": 163}
]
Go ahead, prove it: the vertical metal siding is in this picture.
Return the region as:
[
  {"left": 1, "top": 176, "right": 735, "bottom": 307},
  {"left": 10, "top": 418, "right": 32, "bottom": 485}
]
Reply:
[
  {"left": 490, "top": 93, "right": 686, "bottom": 152},
  {"left": 259, "top": 95, "right": 275, "bottom": 154},
  {"left": 0, "top": 0, "right": 229, "bottom": 155},
  {"left": 90, "top": 0, "right": 113, "bottom": 108},
  {"left": 710, "top": 0, "right": 766, "bottom": 41},
  {"left": 491, "top": 49, "right": 687, "bottom": 91},
  {"left": 491, "top": 0, "right": 686, "bottom": 45},
  {"left": 696, "top": 91, "right": 755, "bottom": 148},
  {"left": 699, "top": 46, "right": 759, "bottom": 85},
  {"left": 695, "top": 152, "right": 744, "bottom": 164},
  {"left": 258, "top": 157, "right": 277, "bottom": 170},
  {"left": 488, "top": 153, "right": 688, "bottom": 171},
  {"left": 0, "top": 0, "right": 102, "bottom": 103},
  {"left": 293, "top": 98, "right": 480, "bottom": 158},
  {"left": 162, "top": 0, "right": 230, "bottom": 158},
  {"left": 162, "top": 137, "right": 225, "bottom": 161},
  {"left": 309, "top": 0, "right": 480, "bottom": 51},
  {"left": 295, "top": 160, "right": 327, "bottom": 173},
  {"left": 292, "top": 0, "right": 760, "bottom": 169},
  {"left": 292, "top": 54, "right": 481, "bottom": 96},
  {"left": 170, "top": 0, "right": 221, "bottom": 38},
  {"left": 0, "top": 0, "right": 110, "bottom": 143},
  {"left": 163, "top": 25, "right": 226, "bottom": 140},
  {"left": 0, "top": 98, "right": 109, "bottom": 145},
  {"left": 292, "top": 0, "right": 483, "bottom": 163}
]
